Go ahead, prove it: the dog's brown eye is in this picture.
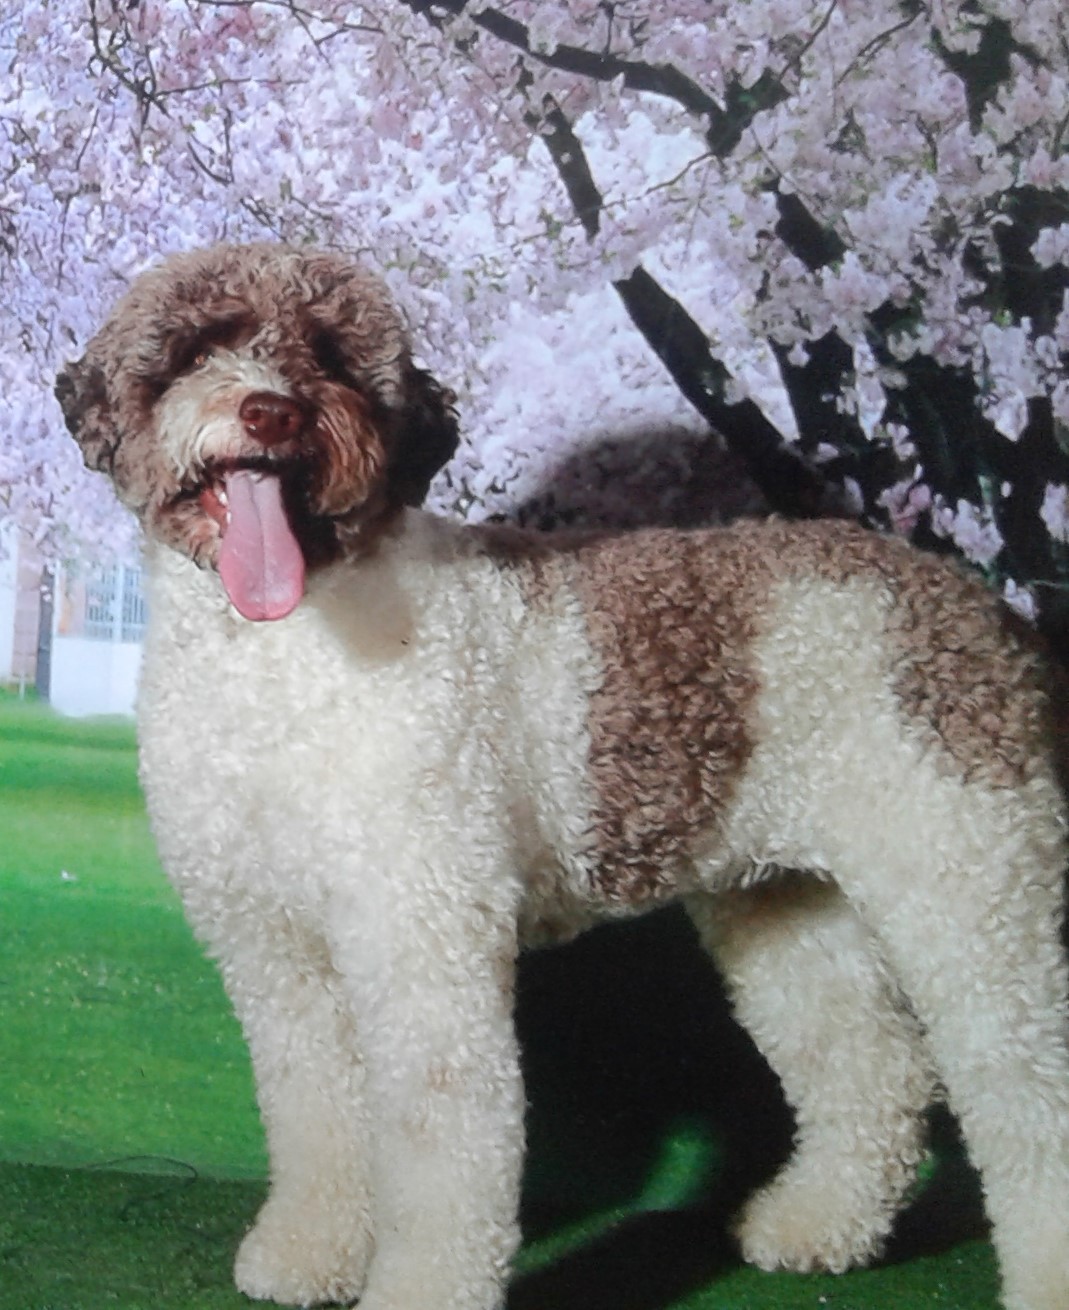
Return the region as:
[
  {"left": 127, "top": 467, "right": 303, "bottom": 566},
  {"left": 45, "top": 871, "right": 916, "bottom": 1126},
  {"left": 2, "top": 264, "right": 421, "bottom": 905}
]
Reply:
[
  {"left": 312, "top": 333, "right": 356, "bottom": 386},
  {"left": 170, "top": 345, "right": 196, "bottom": 376},
  {"left": 172, "top": 316, "right": 251, "bottom": 378},
  {"left": 171, "top": 338, "right": 214, "bottom": 378}
]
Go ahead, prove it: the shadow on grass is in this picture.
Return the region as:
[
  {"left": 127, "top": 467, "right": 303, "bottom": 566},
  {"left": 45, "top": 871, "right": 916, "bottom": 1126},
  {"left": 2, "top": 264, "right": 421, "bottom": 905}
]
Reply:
[
  {"left": 516, "top": 908, "right": 791, "bottom": 1227},
  {"left": 510, "top": 908, "right": 992, "bottom": 1310},
  {"left": 512, "top": 1202, "right": 738, "bottom": 1310}
]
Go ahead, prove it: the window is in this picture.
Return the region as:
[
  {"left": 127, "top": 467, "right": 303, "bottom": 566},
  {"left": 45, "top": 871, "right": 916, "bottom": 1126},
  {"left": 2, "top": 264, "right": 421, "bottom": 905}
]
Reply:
[
  {"left": 120, "top": 567, "right": 147, "bottom": 642},
  {"left": 62, "top": 562, "right": 146, "bottom": 643}
]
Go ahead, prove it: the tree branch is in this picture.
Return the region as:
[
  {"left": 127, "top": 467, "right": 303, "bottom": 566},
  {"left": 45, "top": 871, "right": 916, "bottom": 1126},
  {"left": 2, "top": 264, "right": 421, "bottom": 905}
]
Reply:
[
  {"left": 399, "top": 0, "right": 788, "bottom": 159},
  {"left": 615, "top": 268, "right": 832, "bottom": 516},
  {"left": 403, "top": 0, "right": 719, "bottom": 113},
  {"left": 536, "top": 102, "right": 831, "bottom": 517}
]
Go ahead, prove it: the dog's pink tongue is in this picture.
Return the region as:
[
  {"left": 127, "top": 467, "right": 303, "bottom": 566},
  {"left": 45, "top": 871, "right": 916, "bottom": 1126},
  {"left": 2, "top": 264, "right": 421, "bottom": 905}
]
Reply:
[{"left": 218, "top": 469, "right": 305, "bottom": 621}]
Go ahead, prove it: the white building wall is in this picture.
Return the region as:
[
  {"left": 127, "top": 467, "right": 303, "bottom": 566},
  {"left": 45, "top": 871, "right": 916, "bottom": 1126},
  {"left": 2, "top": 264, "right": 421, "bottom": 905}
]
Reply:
[
  {"left": 49, "top": 636, "right": 142, "bottom": 717},
  {"left": 0, "top": 541, "right": 144, "bottom": 715},
  {"left": 49, "top": 560, "right": 144, "bottom": 718}
]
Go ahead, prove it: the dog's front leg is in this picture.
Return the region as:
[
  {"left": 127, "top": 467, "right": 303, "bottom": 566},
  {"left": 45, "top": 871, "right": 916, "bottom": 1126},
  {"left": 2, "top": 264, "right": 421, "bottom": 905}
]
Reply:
[
  {"left": 206, "top": 915, "right": 375, "bottom": 1308},
  {"left": 329, "top": 875, "right": 524, "bottom": 1310}
]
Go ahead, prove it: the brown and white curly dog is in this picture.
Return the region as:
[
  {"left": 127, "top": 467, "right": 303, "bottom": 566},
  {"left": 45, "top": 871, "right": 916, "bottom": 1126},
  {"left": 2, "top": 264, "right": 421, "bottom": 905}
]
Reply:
[{"left": 57, "top": 243, "right": 1069, "bottom": 1310}]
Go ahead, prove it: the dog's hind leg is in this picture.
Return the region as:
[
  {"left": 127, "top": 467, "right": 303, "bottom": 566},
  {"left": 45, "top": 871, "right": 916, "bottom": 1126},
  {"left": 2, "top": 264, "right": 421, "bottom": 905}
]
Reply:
[
  {"left": 828, "top": 790, "right": 1069, "bottom": 1310},
  {"left": 213, "top": 915, "right": 374, "bottom": 1308},
  {"left": 687, "top": 876, "right": 934, "bottom": 1274}
]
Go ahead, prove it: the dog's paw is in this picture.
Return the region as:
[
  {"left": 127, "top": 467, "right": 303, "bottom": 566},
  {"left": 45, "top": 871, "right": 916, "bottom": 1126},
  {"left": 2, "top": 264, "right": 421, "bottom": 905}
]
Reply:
[
  {"left": 733, "top": 1169, "right": 890, "bottom": 1275},
  {"left": 996, "top": 1205, "right": 1069, "bottom": 1310},
  {"left": 235, "top": 1194, "right": 372, "bottom": 1308}
]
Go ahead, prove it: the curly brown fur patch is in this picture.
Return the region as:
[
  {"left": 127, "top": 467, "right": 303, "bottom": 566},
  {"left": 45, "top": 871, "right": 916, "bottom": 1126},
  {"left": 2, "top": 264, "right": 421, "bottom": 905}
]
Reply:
[
  {"left": 482, "top": 516, "right": 1060, "bottom": 907},
  {"left": 754, "top": 517, "right": 1060, "bottom": 791},
  {"left": 567, "top": 530, "right": 761, "bottom": 903}
]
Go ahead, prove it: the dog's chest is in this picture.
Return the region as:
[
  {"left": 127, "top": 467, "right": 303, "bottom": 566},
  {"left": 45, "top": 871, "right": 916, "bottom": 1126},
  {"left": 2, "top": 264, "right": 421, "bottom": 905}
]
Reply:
[
  {"left": 136, "top": 585, "right": 433, "bottom": 917},
  {"left": 134, "top": 547, "right": 601, "bottom": 921}
]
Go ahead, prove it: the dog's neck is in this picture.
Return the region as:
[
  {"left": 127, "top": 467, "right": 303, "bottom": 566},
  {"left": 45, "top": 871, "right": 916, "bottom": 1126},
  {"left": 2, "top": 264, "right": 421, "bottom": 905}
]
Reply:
[{"left": 141, "top": 508, "right": 469, "bottom": 641}]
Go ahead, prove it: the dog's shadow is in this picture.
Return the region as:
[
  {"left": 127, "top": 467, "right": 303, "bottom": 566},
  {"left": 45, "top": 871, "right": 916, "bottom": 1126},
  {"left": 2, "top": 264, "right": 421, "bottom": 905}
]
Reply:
[
  {"left": 510, "top": 908, "right": 989, "bottom": 1310},
  {"left": 466, "top": 420, "right": 766, "bottom": 536},
  {"left": 511, "top": 908, "right": 778, "bottom": 1309}
]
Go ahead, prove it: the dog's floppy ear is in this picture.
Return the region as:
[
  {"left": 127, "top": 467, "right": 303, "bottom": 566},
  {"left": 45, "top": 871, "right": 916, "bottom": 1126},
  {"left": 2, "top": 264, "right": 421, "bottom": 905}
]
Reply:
[
  {"left": 388, "top": 362, "right": 460, "bottom": 507},
  {"left": 55, "top": 355, "right": 120, "bottom": 475}
]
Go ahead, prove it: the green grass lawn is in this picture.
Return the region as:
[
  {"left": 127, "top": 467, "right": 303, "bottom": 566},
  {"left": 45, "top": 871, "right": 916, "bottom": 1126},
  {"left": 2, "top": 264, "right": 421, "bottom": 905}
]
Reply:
[
  {"left": 0, "top": 692, "right": 264, "bottom": 1179},
  {"left": 0, "top": 691, "right": 1002, "bottom": 1309}
]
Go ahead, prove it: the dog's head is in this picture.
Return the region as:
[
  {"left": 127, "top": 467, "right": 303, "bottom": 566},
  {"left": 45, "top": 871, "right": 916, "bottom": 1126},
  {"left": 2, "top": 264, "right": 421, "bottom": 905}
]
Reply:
[{"left": 55, "top": 243, "right": 458, "bottom": 620}]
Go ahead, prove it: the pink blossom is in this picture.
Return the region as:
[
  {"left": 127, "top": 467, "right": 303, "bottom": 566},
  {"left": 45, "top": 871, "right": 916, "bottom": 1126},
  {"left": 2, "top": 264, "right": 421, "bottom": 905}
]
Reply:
[
  {"left": 930, "top": 497, "right": 1004, "bottom": 567},
  {"left": 878, "top": 476, "right": 932, "bottom": 537},
  {"left": 1040, "top": 483, "right": 1069, "bottom": 545},
  {"left": 1033, "top": 225, "right": 1069, "bottom": 270},
  {"left": 1002, "top": 579, "right": 1038, "bottom": 623}
]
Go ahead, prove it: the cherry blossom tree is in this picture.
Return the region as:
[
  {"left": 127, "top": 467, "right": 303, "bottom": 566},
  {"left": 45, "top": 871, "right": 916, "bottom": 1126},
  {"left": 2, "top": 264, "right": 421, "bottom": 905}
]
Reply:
[{"left": 3, "top": 1, "right": 1069, "bottom": 640}]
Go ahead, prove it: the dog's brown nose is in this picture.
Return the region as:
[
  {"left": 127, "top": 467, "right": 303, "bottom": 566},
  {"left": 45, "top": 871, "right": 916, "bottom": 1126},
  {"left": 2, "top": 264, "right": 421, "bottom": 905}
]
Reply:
[{"left": 239, "top": 392, "right": 305, "bottom": 446}]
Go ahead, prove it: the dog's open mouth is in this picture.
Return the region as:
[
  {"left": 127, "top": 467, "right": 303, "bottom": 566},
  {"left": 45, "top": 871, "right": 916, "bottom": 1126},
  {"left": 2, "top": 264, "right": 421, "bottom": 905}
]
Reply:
[{"left": 199, "top": 463, "right": 306, "bottom": 623}]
